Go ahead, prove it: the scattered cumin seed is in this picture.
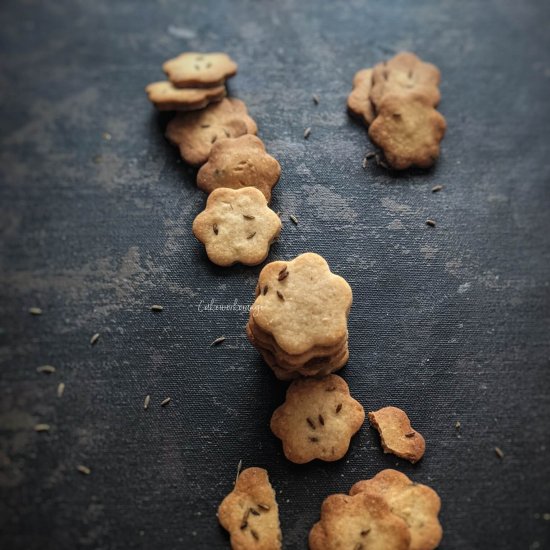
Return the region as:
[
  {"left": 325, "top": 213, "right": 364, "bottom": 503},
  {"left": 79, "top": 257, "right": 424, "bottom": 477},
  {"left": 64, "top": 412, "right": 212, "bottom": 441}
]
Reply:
[
  {"left": 249, "top": 508, "right": 260, "bottom": 516},
  {"left": 432, "top": 185, "right": 443, "bottom": 193},
  {"left": 405, "top": 432, "right": 416, "bottom": 438},
  {"left": 210, "top": 336, "right": 226, "bottom": 346},
  {"left": 362, "top": 157, "right": 368, "bottom": 169},
  {"left": 289, "top": 214, "right": 298, "bottom": 225},
  {"left": 303, "top": 127, "right": 311, "bottom": 139},
  {"left": 312, "top": 94, "right": 319, "bottom": 105},
  {"left": 243, "top": 214, "right": 255, "bottom": 220},
  {"left": 144, "top": 395, "right": 151, "bottom": 409},
  {"left": 57, "top": 382, "right": 65, "bottom": 398},
  {"left": 151, "top": 305, "right": 164, "bottom": 312},
  {"left": 278, "top": 266, "right": 289, "bottom": 281},
  {"left": 307, "top": 417, "right": 316, "bottom": 430},
  {"left": 494, "top": 446, "right": 504, "bottom": 459},
  {"left": 211, "top": 135, "right": 217, "bottom": 144},
  {"left": 235, "top": 459, "right": 243, "bottom": 485},
  {"left": 276, "top": 290, "right": 285, "bottom": 301},
  {"left": 29, "top": 307, "right": 43, "bottom": 315},
  {"left": 102, "top": 132, "right": 112, "bottom": 141},
  {"left": 77, "top": 465, "right": 91, "bottom": 475},
  {"left": 34, "top": 423, "right": 50, "bottom": 432},
  {"left": 213, "top": 223, "right": 219, "bottom": 235},
  {"left": 240, "top": 520, "right": 248, "bottom": 530},
  {"left": 455, "top": 421, "right": 461, "bottom": 429},
  {"left": 379, "top": 160, "right": 390, "bottom": 169},
  {"left": 426, "top": 219, "right": 436, "bottom": 227},
  {"left": 366, "top": 152, "right": 376, "bottom": 160},
  {"left": 318, "top": 414, "right": 325, "bottom": 426},
  {"left": 160, "top": 397, "right": 171, "bottom": 407},
  {"left": 258, "top": 503, "right": 270, "bottom": 511},
  {"left": 262, "top": 285, "right": 269, "bottom": 295},
  {"left": 309, "top": 437, "right": 319, "bottom": 442},
  {"left": 36, "top": 365, "right": 56, "bottom": 374},
  {"left": 90, "top": 333, "right": 100, "bottom": 346},
  {"left": 247, "top": 232, "right": 256, "bottom": 239},
  {"left": 251, "top": 529, "right": 259, "bottom": 541},
  {"left": 336, "top": 403, "right": 342, "bottom": 413}
]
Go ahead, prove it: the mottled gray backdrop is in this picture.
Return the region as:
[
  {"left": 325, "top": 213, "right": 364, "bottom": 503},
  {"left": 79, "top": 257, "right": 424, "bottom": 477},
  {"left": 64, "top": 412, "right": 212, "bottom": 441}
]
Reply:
[{"left": 1, "top": 0, "right": 549, "bottom": 548}]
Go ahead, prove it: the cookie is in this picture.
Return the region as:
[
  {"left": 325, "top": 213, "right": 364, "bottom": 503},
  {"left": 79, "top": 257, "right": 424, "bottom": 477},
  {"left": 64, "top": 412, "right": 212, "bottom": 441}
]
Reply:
[
  {"left": 249, "top": 253, "right": 353, "bottom": 355},
  {"left": 165, "top": 98, "right": 257, "bottom": 165},
  {"left": 197, "top": 135, "right": 281, "bottom": 202},
  {"left": 368, "top": 406, "right": 426, "bottom": 463},
  {"left": 309, "top": 491, "right": 411, "bottom": 550},
  {"left": 218, "top": 467, "right": 282, "bottom": 550},
  {"left": 350, "top": 469, "right": 443, "bottom": 550},
  {"left": 192, "top": 187, "right": 281, "bottom": 267},
  {"left": 370, "top": 52, "right": 441, "bottom": 110},
  {"left": 163, "top": 52, "right": 238, "bottom": 88},
  {"left": 145, "top": 81, "right": 226, "bottom": 111},
  {"left": 368, "top": 94, "right": 446, "bottom": 170},
  {"left": 347, "top": 68, "right": 376, "bottom": 125},
  {"left": 270, "top": 375, "right": 364, "bottom": 463}
]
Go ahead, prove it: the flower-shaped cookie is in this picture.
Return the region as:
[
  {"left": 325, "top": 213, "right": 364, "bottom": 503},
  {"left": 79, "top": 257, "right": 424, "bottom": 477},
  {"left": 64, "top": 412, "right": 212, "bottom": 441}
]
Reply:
[
  {"left": 309, "top": 491, "right": 411, "bottom": 550},
  {"left": 197, "top": 135, "right": 281, "bottom": 202},
  {"left": 145, "top": 81, "right": 226, "bottom": 111},
  {"left": 192, "top": 187, "right": 281, "bottom": 267},
  {"left": 350, "top": 469, "right": 443, "bottom": 550},
  {"left": 368, "top": 93, "right": 446, "bottom": 170},
  {"left": 165, "top": 98, "right": 257, "bottom": 165},
  {"left": 218, "top": 467, "right": 282, "bottom": 550},
  {"left": 347, "top": 68, "right": 376, "bottom": 125},
  {"left": 163, "top": 52, "right": 238, "bottom": 88},
  {"left": 250, "top": 253, "right": 352, "bottom": 355},
  {"left": 271, "top": 375, "right": 364, "bottom": 463},
  {"left": 368, "top": 406, "right": 426, "bottom": 463}
]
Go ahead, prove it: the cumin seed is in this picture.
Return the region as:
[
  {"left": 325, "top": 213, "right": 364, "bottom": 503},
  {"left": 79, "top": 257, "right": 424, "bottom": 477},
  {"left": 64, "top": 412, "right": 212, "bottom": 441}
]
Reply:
[
  {"left": 210, "top": 336, "right": 226, "bottom": 346},
  {"left": 262, "top": 285, "right": 269, "bottom": 295},
  {"left": 354, "top": 544, "right": 364, "bottom": 550},
  {"left": 160, "top": 397, "right": 171, "bottom": 407},
  {"left": 405, "top": 432, "right": 416, "bottom": 438},
  {"left": 235, "top": 459, "right": 243, "bottom": 485},
  {"left": 77, "top": 465, "right": 91, "bottom": 475},
  {"left": 495, "top": 446, "right": 504, "bottom": 459},
  {"left": 201, "top": 124, "right": 210, "bottom": 128},
  {"left": 57, "top": 382, "right": 65, "bottom": 398},
  {"left": 247, "top": 232, "right": 256, "bottom": 239},
  {"left": 309, "top": 437, "right": 319, "bottom": 442},
  {"left": 379, "top": 160, "right": 389, "bottom": 169},
  {"left": 307, "top": 417, "right": 316, "bottom": 430},
  {"left": 151, "top": 305, "right": 164, "bottom": 312},
  {"left": 258, "top": 503, "right": 270, "bottom": 511},
  {"left": 276, "top": 290, "right": 285, "bottom": 301},
  {"left": 303, "top": 127, "right": 311, "bottom": 139},
  {"left": 426, "top": 219, "right": 436, "bottom": 227},
  {"left": 432, "top": 185, "right": 443, "bottom": 193},
  {"left": 362, "top": 157, "right": 368, "bottom": 169},
  {"left": 243, "top": 214, "right": 255, "bottom": 220},
  {"left": 366, "top": 152, "right": 376, "bottom": 160},
  {"left": 36, "top": 365, "right": 56, "bottom": 374},
  {"left": 326, "top": 386, "right": 336, "bottom": 392},
  {"left": 251, "top": 529, "right": 259, "bottom": 541},
  {"left": 318, "top": 414, "right": 325, "bottom": 426},
  {"left": 289, "top": 214, "right": 298, "bottom": 225},
  {"left": 361, "top": 529, "right": 371, "bottom": 536},
  {"left": 249, "top": 508, "right": 260, "bottom": 516},
  {"left": 29, "top": 307, "right": 43, "bottom": 315},
  {"left": 213, "top": 223, "right": 219, "bottom": 235},
  {"left": 455, "top": 421, "right": 461, "bottom": 429},
  {"left": 312, "top": 94, "right": 319, "bottom": 105},
  {"left": 90, "top": 333, "right": 100, "bottom": 346},
  {"left": 336, "top": 403, "right": 342, "bottom": 413},
  {"left": 34, "top": 423, "right": 50, "bottom": 432},
  {"left": 144, "top": 395, "right": 151, "bottom": 409}
]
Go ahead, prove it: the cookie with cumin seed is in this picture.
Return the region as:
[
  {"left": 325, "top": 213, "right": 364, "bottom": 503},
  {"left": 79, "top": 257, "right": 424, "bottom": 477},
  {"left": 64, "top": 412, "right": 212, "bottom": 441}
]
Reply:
[
  {"left": 163, "top": 52, "right": 238, "bottom": 88},
  {"left": 145, "top": 81, "right": 226, "bottom": 111}
]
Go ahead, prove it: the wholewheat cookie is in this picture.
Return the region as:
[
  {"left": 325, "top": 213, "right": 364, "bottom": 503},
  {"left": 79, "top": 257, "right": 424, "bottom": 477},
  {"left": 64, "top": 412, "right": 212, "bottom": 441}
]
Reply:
[
  {"left": 270, "top": 375, "right": 364, "bottom": 463},
  {"left": 368, "top": 406, "right": 426, "bottom": 463},
  {"left": 368, "top": 94, "right": 446, "bottom": 170},
  {"left": 197, "top": 135, "right": 281, "bottom": 202},
  {"left": 145, "top": 81, "right": 226, "bottom": 111},
  {"left": 165, "top": 98, "right": 257, "bottom": 165},
  {"left": 309, "top": 491, "right": 411, "bottom": 550},
  {"left": 370, "top": 52, "right": 441, "bottom": 110},
  {"left": 347, "top": 68, "right": 376, "bottom": 125},
  {"left": 163, "top": 52, "right": 238, "bottom": 88},
  {"left": 249, "top": 253, "right": 353, "bottom": 355},
  {"left": 218, "top": 467, "right": 282, "bottom": 550},
  {"left": 350, "top": 469, "right": 443, "bottom": 550},
  {"left": 192, "top": 187, "right": 281, "bottom": 267}
]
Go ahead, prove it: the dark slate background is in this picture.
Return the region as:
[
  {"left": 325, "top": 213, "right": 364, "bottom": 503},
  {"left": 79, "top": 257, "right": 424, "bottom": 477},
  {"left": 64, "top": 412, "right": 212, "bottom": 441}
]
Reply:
[{"left": 1, "top": 0, "right": 549, "bottom": 548}]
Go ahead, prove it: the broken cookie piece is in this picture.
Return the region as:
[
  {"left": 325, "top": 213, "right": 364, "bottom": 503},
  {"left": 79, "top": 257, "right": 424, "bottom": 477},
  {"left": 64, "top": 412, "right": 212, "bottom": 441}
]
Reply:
[
  {"left": 270, "top": 374, "right": 364, "bottom": 463},
  {"left": 350, "top": 469, "right": 443, "bottom": 550},
  {"left": 368, "top": 406, "right": 426, "bottom": 463},
  {"left": 218, "top": 467, "right": 282, "bottom": 550}
]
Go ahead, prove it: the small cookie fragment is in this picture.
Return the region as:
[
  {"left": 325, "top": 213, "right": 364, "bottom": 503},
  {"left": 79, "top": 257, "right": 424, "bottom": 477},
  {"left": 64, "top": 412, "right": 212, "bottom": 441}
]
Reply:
[
  {"left": 145, "top": 81, "right": 226, "bottom": 111},
  {"left": 309, "top": 491, "right": 411, "bottom": 550},
  {"left": 270, "top": 374, "right": 364, "bottom": 464},
  {"left": 218, "top": 467, "right": 282, "bottom": 550},
  {"left": 163, "top": 52, "right": 238, "bottom": 88},
  {"left": 192, "top": 187, "right": 281, "bottom": 267},
  {"left": 350, "top": 469, "right": 443, "bottom": 550},
  {"left": 347, "top": 68, "right": 376, "bottom": 125},
  {"left": 368, "top": 406, "right": 426, "bottom": 463},
  {"left": 165, "top": 98, "right": 257, "bottom": 165},
  {"left": 197, "top": 135, "right": 281, "bottom": 202}
]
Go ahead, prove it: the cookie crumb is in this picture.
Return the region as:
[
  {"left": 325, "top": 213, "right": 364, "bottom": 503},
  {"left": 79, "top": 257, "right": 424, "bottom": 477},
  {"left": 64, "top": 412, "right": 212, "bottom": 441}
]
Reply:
[{"left": 303, "top": 127, "right": 311, "bottom": 139}]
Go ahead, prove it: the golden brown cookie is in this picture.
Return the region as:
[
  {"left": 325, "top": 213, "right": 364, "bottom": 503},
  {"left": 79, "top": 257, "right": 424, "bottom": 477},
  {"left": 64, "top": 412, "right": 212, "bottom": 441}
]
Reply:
[
  {"left": 347, "top": 68, "right": 376, "bottom": 125},
  {"left": 270, "top": 375, "right": 364, "bottom": 463},
  {"left": 249, "top": 253, "right": 353, "bottom": 355},
  {"left": 145, "top": 81, "right": 226, "bottom": 111},
  {"left": 368, "top": 94, "right": 446, "bottom": 170},
  {"left": 309, "top": 491, "right": 411, "bottom": 550},
  {"left": 192, "top": 187, "right": 281, "bottom": 267},
  {"left": 165, "top": 98, "right": 257, "bottom": 165},
  {"left": 218, "top": 467, "right": 282, "bottom": 550},
  {"left": 163, "top": 52, "right": 238, "bottom": 88},
  {"left": 197, "top": 135, "right": 281, "bottom": 202},
  {"left": 370, "top": 52, "right": 441, "bottom": 110},
  {"left": 368, "top": 406, "right": 426, "bottom": 463},
  {"left": 350, "top": 469, "right": 443, "bottom": 550}
]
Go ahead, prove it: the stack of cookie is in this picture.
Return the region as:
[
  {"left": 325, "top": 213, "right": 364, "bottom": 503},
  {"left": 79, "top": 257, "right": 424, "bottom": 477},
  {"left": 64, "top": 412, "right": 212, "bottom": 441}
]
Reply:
[
  {"left": 246, "top": 253, "right": 352, "bottom": 380},
  {"left": 347, "top": 51, "right": 447, "bottom": 170}
]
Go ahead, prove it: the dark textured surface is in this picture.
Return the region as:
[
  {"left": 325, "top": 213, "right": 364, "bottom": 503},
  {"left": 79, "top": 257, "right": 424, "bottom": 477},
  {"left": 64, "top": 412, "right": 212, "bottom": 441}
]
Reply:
[{"left": 1, "top": 0, "right": 549, "bottom": 548}]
